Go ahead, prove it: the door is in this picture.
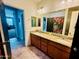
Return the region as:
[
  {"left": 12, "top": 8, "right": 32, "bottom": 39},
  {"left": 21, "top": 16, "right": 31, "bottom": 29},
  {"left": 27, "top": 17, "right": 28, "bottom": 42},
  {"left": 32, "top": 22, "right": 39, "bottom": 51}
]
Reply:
[
  {"left": 0, "top": 1, "right": 11, "bottom": 59},
  {"left": 4, "top": 5, "right": 25, "bottom": 49},
  {"left": 69, "top": 14, "right": 79, "bottom": 59},
  {"left": 0, "top": 18, "right": 6, "bottom": 59},
  {"left": 5, "top": 6, "right": 18, "bottom": 49}
]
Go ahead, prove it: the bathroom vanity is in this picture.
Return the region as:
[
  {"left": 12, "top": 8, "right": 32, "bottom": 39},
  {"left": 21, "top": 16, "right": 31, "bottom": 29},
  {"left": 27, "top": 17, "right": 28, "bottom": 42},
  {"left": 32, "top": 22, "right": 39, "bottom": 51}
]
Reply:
[{"left": 30, "top": 32, "right": 72, "bottom": 59}]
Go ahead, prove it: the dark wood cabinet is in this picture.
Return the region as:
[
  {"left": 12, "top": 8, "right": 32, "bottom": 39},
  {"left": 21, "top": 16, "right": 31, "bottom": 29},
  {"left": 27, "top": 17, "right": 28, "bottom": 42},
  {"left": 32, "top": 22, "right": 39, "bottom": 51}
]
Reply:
[{"left": 30, "top": 34, "right": 70, "bottom": 59}]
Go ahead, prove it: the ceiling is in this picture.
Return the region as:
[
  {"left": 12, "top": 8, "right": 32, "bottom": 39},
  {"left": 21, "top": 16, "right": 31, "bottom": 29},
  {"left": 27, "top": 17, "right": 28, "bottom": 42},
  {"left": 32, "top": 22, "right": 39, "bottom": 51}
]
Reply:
[{"left": 32, "top": 0, "right": 59, "bottom": 8}]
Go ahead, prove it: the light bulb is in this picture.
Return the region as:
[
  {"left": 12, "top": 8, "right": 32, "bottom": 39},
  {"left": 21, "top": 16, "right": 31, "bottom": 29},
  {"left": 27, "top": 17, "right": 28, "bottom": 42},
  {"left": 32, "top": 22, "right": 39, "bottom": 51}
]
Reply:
[{"left": 61, "top": 0, "right": 65, "bottom": 4}]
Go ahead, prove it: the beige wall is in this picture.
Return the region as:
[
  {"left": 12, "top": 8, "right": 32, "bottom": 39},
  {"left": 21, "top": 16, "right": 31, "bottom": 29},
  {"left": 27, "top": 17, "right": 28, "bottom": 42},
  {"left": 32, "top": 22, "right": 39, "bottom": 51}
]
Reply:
[{"left": 3, "top": 0, "right": 37, "bottom": 46}]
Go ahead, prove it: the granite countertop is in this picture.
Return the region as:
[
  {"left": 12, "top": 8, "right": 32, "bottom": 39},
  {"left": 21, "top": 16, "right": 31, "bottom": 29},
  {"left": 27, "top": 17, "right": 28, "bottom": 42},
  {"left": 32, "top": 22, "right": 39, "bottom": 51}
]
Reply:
[{"left": 31, "top": 32, "right": 73, "bottom": 48}]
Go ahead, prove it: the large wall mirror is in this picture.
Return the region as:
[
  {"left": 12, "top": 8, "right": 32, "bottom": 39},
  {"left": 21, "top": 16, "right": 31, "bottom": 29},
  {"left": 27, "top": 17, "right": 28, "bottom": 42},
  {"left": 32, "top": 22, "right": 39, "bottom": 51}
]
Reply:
[
  {"left": 47, "top": 17, "right": 64, "bottom": 34},
  {"left": 31, "top": 16, "right": 37, "bottom": 27},
  {"left": 42, "top": 6, "right": 79, "bottom": 37},
  {"left": 31, "top": 16, "right": 41, "bottom": 27},
  {"left": 44, "top": 10, "right": 65, "bottom": 34}
]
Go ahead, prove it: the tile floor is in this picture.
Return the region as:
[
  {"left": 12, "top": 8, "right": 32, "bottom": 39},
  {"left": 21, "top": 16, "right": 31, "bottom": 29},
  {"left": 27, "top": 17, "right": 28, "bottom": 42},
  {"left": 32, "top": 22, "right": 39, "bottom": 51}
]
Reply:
[{"left": 12, "top": 46, "right": 51, "bottom": 59}]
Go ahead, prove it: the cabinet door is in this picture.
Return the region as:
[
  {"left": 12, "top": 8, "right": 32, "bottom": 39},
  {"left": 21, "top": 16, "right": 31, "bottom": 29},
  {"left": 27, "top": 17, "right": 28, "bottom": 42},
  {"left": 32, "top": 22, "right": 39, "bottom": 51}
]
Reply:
[
  {"left": 40, "top": 38, "right": 48, "bottom": 54},
  {"left": 48, "top": 44, "right": 62, "bottom": 59},
  {"left": 35, "top": 35, "right": 41, "bottom": 49},
  {"left": 48, "top": 41, "right": 70, "bottom": 59},
  {"left": 62, "top": 52, "right": 70, "bottom": 59},
  {"left": 31, "top": 34, "right": 35, "bottom": 45},
  {"left": 31, "top": 34, "right": 41, "bottom": 49}
]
